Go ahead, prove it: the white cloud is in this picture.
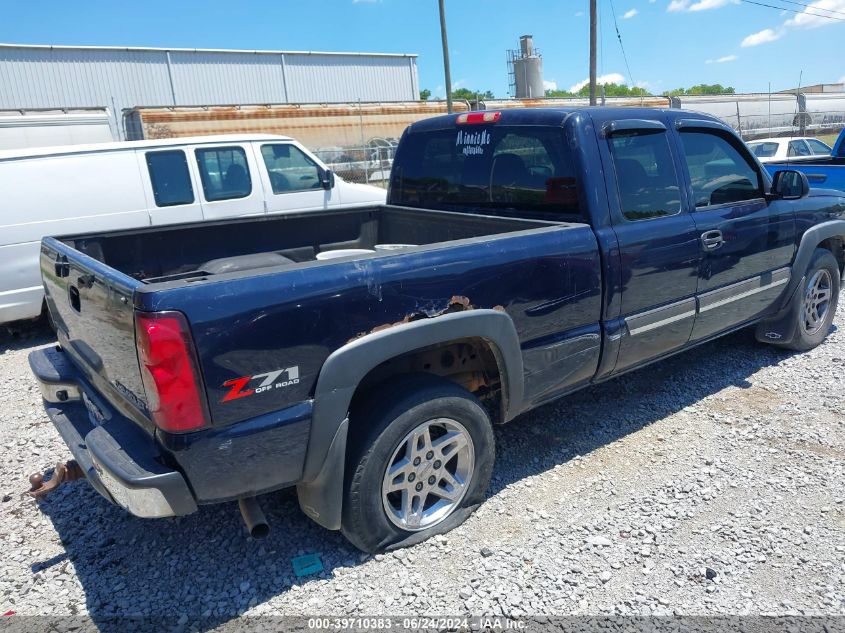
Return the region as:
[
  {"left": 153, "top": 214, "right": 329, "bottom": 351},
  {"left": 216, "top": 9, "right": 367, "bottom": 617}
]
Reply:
[
  {"left": 575, "top": 10, "right": 584, "bottom": 16},
  {"left": 623, "top": 8, "right": 638, "bottom": 18},
  {"left": 689, "top": 0, "right": 737, "bottom": 10},
  {"left": 741, "top": 28, "right": 783, "bottom": 46},
  {"left": 543, "top": 80, "right": 558, "bottom": 91},
  {"left": 649, "top": 0, "right": 656, "bottom": 3},
  {"left": 785, "top": 0, "right": 845, "bottom": 28},
  {"left": 669, "top": 0, "right": 738, "bottom": 10},
  {"left": 735, "top": 0, "right": 844, "bottom": 49},
  {"left": 570, "top": 72, "right": 626, "bottom": 93},
  {"left": 706, "top": 54, "right": 738, "bottom": 63}
]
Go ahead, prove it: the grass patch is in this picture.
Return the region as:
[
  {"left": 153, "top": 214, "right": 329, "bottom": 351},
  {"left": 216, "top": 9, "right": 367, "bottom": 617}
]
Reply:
[{"left": 817, "top": 133, "right": 839, "bottom": 147}]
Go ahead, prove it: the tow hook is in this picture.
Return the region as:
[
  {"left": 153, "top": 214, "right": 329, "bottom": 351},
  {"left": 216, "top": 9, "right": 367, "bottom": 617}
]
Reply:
[{"left": 25, "top": 460, "right": 85, "bottom": 499}]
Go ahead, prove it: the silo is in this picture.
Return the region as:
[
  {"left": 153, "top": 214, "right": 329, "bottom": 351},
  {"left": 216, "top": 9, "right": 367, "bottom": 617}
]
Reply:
[{"left": 512, "top": 35, "right": 544, "bottom": 99}]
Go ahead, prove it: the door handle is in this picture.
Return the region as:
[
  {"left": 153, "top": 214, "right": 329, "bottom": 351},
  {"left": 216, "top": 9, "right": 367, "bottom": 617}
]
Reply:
[{"left": 700, "top": 230, "right": 724, "bottom": 251}]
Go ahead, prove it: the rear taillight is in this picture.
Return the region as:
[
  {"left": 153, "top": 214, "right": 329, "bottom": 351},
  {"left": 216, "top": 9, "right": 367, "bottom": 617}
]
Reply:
[
  {"left": 456, "top": 111, "right": 501, "bottom": 124},
  {"left": 135, "top": 311, "right": 209, "bottom": 433}
]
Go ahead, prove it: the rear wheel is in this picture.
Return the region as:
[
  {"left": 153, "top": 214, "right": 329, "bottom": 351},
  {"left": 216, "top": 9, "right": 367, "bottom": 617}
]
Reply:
[{"left": 341, "top": 375, "right": 494, "bottom": 553}]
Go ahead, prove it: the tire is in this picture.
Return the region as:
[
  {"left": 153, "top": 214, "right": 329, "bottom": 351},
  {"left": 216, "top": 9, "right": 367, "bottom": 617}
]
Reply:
[
  {"left": 341, "top": 374, "right": 495, "bottom": 553},
  {"left": 783, "top": 248, "right": 840, "bottom": 351}
]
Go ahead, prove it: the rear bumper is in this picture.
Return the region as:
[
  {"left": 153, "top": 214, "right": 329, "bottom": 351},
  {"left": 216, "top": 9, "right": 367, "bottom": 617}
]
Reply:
[{"left": 28, "top": 346, "right": 197, "bottom": 518}]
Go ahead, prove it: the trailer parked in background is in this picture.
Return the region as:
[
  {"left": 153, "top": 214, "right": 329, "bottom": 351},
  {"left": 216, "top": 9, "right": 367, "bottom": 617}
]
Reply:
[
  {"left": 0, "top": 108, "right": 115, "bottom": 150},
  {"left": 124, "top": 101, "right": 471, "bottom": 185}
]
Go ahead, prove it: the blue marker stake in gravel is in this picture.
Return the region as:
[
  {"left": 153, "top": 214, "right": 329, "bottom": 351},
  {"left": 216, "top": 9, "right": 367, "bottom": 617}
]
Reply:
[{"left": 291, "top": 553, "right": 324, "bottom": 577}]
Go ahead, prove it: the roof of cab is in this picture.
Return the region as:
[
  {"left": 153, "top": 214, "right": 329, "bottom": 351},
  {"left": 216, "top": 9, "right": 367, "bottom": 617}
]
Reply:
[
  {"left": 0, "top": 133, "right": 293, "bottom": 161},
  {"left": 407, "top": 106, "right": 720, "bottom": 133}
]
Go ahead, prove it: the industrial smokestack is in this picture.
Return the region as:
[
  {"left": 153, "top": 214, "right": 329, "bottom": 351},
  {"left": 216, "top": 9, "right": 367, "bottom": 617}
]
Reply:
[
  {"left": 511, "top": 35, "right": 544, "bottom": 99},
  {"left": 519, "top": 35, "right": 534, "bottom": 58}
]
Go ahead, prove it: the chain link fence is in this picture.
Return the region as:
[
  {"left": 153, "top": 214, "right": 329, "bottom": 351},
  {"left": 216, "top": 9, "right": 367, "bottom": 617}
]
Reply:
[
  {"left": 734, "top": 110, "right": 844, "bottom": 143},
  {"left": 312, "top": 142, "right": 397, "bottom": 188},
  {"left": 305, "top": 101, "right": 844, "bottom": 189}
]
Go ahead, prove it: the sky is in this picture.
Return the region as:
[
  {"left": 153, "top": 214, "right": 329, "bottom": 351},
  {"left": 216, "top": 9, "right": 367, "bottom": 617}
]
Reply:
[{"left": 0, "top": 0, "right": 840, "bottom": 97}]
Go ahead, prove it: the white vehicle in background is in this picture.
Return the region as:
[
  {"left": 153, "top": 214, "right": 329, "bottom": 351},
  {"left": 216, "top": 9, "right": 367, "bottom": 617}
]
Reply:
[
  {"left": 0, "top": 134, "right": 386, "bottom": 325},
  {"left": 747, "top": 136, "right": 832, "bottom": 163}
]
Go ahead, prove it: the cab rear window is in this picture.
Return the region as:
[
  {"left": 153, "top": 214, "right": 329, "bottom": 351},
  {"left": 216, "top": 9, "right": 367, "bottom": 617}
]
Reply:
[{"left": 390, "top": 126, "right": 583, "bottom": 221}]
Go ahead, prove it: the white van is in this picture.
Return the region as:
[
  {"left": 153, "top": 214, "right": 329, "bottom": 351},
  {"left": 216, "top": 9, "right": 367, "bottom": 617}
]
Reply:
[{"left": 0, "top": 134, "right": 386, "bottom": 325}]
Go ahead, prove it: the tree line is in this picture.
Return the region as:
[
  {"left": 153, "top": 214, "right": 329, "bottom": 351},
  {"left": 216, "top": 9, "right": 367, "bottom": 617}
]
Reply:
[{"left": 419, "top": 83, "right": 736, "bottom": 101}]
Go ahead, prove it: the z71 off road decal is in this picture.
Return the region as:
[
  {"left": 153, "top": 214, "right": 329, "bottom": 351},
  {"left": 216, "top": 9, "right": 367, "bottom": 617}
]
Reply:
[{"left": 221, "top": 367, "right": 300, "bottom": 402}]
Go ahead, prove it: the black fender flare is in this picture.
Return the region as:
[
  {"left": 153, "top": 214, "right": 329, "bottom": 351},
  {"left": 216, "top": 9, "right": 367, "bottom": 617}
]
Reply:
[
  {"left": 756, "top": 219, "right": 845, "bottom": 343},
  {"left": 778, "top": 219, "right": 845, "bottom": 311},
  {"left": 296, "top": 309, "right": 524, "bottom": 530}
]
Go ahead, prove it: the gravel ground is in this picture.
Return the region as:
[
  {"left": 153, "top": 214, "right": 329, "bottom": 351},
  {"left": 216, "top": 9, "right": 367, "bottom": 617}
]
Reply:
[{"left": 1, "top": 309, "right": 843, "bottom": 628}]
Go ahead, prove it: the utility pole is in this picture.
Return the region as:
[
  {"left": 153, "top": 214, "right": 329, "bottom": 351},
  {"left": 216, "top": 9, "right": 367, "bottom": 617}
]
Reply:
[
  {"left": 589, "top": 0, "right": 597, "bottom": 105},
  {"left": 438, "top": 0, "right": 453, "bottom": 113}
]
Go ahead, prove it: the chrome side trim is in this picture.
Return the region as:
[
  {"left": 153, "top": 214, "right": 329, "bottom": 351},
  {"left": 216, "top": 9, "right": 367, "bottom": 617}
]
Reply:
[
  {"left": 626, "top": 298, "right": 697, "bottom": 337},
  {"left": 698, "top": 268, "right": 791, "bottom": 314}
]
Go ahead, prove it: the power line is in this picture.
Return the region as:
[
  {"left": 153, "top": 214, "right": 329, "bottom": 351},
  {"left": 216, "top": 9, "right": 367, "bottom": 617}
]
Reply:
[
  {"left": 738, "top": 0, "right": 845, "bottom": 22},
  {"left": 763, "top": 0, "right": 845, "bottom": 17},
  {"left": 607, "top": 0, "right": 637, "bottom": 90}
]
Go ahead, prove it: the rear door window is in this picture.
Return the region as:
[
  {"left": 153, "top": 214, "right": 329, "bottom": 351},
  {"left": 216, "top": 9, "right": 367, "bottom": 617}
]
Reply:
[
  {"left": 607, "top": 130, "right": 682, "bottom": 221},
  {"left": 260, "top": 144, "right": 321, "bottom": 193},
  {"left": 145, "top": 150, "right": 194, "bottom": 207},
  {"left": 787, "top": 140, "right": 811, "bottom": 157},
  {"left": 195, "top": 146, "right": 252, "bottom": 201},
  {"left": 679, "top": 131, "right": 763, "bottom": 208},
  {"left": 390, "top": 125, "right": 582, "bottom": 220}
]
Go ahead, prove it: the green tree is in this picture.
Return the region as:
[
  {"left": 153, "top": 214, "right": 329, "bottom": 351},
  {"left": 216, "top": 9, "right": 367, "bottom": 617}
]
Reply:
[
  {"left": 451, "top": 88, "right": 495, "bottom": 101},
  {"left": 586, "top": 83, "right": 650, "bottom": 97},
  {"left": 663, "top": 84, "right": 735, "bottom": 96},
  {"left": 545, "top": 83, "right": 651, "bottom": 99},
  {"left": 545, "top": 88, "right": 577, "bottom": 98},
  {"left": 419, "top": 88, "right": 431, "bottom": 101}
]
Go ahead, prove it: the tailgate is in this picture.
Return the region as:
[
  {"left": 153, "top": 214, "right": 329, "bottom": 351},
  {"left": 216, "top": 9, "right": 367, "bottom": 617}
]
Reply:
[{"left": 40, "top": 237, "right": 151, "bottom": 428}]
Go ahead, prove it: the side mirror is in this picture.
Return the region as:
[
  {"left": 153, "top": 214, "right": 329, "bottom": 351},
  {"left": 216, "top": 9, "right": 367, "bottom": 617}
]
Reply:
[
  {"left": 320, "top": 169, "right": 335, "bottom": 190},
  {"left": 770, "top": 169, "right": 810, "bottom": 200}
]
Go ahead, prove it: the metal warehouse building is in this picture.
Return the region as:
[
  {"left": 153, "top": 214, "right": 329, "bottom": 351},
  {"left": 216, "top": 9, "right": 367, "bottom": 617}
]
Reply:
[{"left": 0, "top": 43, "right": 420, "bottom": 140}]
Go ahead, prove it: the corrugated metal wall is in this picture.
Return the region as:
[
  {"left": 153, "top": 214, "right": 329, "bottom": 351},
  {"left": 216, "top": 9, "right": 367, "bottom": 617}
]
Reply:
[{"left": 0, "top": 45, "right": 419, "bottom": 140}]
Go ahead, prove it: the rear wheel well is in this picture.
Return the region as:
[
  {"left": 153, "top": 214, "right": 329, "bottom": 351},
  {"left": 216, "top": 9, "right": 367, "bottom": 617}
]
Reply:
[
  {"left": 819, "top": 237, "right": 844, "bottom": 278},
  {"left": 349, "top": 337, "right": 504, "bottom": 429}
]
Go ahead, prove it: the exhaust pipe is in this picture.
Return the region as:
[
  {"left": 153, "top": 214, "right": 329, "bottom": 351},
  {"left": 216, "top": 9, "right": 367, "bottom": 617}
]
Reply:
[{"left": 238, "top": 497, "right": 270, "bottom": 539}]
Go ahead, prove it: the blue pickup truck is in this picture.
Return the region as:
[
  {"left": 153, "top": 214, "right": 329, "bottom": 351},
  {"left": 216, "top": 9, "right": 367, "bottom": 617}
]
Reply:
[
  {"left": 765, "top": 128, "right": 845, "bottom": 192},
  {"left": 29, "top": 107, "right": 845, "bottom": 553}
]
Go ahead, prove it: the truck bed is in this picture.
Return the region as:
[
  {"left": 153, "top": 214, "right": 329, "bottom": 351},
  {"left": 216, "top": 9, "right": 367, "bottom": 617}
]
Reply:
[
  {"left": 41, "top": 202, "right": 601, "bottom": 505},
  {"left": 56, "top": 205, "right": 554, "bottom": 285}
]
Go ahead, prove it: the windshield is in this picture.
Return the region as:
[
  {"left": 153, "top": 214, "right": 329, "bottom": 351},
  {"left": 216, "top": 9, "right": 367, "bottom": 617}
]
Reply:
[{"left": 389, "top": 125, "right": 584, "bottom": 221}]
